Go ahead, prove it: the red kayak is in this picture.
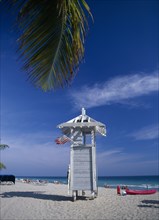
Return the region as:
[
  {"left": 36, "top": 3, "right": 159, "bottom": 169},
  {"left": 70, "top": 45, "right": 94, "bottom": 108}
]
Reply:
[{"left": 126, "top": 189, "right": 157, "bottom": 195}]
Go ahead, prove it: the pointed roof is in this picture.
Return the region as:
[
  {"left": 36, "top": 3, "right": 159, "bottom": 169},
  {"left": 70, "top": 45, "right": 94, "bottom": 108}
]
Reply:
[{"left": 57, "top": 108, "right": 106, "bottom": 136}]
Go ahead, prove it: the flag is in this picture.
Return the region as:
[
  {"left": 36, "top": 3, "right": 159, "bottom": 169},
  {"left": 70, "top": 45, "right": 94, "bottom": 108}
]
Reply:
[{"left": 55, "top": 135, "right": 70, "bottom": 145}]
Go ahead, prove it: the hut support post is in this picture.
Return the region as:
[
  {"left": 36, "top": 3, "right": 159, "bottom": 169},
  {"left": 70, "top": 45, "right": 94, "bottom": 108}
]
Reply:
[{"left": 91, "top": 129, "right": 97, "bottom": 198}]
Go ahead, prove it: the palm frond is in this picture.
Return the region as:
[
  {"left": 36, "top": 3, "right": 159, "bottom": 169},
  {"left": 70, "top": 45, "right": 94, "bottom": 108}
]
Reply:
[
  {"left": 11, "top": 0, "right": 92, "bottom": 91},
  {"left": 0, "top": 144, "right": 9, "bottom": 170},
  {"left": 0, "top": 144, "right": 9, "bottom": 150},
  {"left": 0, "top": 162, "right": 6, "bottom": 170}
]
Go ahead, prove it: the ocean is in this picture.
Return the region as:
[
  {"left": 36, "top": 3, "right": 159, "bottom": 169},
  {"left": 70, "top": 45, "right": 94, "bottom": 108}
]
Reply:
[{"left": 16, "top": 175, "right": 159, "bottom": 190}]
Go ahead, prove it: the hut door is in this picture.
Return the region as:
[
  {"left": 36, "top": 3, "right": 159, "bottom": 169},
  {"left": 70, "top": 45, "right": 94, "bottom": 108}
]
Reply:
[{"left": 71, "top": 146, "right": 93, "bottom": 190}]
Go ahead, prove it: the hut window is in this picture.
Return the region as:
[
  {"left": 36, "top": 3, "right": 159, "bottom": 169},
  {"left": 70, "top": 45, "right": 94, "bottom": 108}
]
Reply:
[
  {"left": 83, "top": 134, "right": 92, "bottom": 145},
  {"left": 83, "top": 119, "right": 88, "bottom": 122}
]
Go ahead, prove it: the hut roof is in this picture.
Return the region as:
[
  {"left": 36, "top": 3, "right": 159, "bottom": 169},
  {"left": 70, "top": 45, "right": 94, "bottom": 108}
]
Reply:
[{"left": 57, "top": 108, "right": 106, "bottom": 136}]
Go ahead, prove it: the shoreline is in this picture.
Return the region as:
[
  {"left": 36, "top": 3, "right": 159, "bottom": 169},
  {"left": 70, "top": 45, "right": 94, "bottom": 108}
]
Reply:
[
  {"left": 14, "top": 175, "right": 159, "bottom": 190},
  {"left": 1, "top": 181, "right": 159, "bottom": 220}
]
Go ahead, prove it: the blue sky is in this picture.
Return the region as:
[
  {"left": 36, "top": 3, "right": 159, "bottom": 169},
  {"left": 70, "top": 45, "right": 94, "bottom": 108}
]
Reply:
[{"left": 0, "top": 0, "right": 158, "bottom": 176}]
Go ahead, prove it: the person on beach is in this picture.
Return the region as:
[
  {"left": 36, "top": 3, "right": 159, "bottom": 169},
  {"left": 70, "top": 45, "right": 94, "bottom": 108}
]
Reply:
[{"left": 117, "top": 185, "right": 121, "bottom": 195}]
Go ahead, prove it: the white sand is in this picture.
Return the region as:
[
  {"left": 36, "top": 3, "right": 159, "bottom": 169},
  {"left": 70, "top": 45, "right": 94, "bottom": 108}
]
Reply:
[{"left": 0, "top": 181, "right": 159, "bottom": 220}]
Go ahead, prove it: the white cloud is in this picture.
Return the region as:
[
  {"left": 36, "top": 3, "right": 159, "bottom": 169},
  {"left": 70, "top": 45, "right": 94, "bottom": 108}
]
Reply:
[
  {"left": 130, "top": 125, "right": 159, "bottom": 140},
  {"left": 96, "top": 148, "right": 158, "bottom": 176},
  {"left": 1, "top": 131, "right": 158, "bottom": 176},
  {"left": 0, "top": 131, "right": 70, "bottom": 176},
  {"left": 70, "top": 71, "right": 158, "bottom": 108}
]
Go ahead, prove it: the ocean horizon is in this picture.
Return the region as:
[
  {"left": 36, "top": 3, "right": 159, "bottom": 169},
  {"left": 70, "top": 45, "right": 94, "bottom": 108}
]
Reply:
[{"left": 16, "top": 175, "right": 159, "bottom": 190}]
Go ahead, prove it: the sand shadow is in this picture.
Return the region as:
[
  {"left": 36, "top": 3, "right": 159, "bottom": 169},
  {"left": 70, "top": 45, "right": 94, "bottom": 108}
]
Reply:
[
  {"left": 138, "top": 200, "right": 159, "bottom": 209},
  {"left": 141, "top": 200, "right": 159, "bottom": 205},
  {"left": 0, "top": 191, "right": 73, "bottom": 202}
]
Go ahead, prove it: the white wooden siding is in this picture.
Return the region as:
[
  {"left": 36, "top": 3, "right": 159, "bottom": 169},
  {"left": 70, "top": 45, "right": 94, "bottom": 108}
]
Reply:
[{"left": 70, "top": 146, "right": 94, "bottom": 190}]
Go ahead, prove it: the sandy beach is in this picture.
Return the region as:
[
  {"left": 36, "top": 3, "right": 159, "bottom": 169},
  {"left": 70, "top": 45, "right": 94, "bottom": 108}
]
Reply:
[{"left": 0, "top": 181, "right": 158, "bottom": 220}]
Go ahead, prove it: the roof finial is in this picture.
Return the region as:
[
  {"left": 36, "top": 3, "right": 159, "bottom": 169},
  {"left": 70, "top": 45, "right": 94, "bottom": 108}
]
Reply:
[{"left": 82, "top": 107, "right": 86, "bottom": 116}]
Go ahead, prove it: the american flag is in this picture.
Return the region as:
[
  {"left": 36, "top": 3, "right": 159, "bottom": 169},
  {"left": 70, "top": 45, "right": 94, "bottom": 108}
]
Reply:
[{"left": 55, "top": 135, "right": 70, "bottom": 145}]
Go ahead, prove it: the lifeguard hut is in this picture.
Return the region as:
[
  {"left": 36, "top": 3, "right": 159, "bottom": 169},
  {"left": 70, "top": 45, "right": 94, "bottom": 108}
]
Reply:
[{"left": 57, "top": 108, "right": 106, "bottom": 201}]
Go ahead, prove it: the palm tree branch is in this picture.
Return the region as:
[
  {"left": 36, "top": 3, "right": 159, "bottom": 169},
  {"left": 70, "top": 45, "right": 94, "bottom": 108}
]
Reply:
[
  {"left": 0, "top": 163, "right": 6, "bottom": 170},
  {"left": 8, "top": 0, "right": 92, "bottom": 90},
  {"left": 0, "top": 144, "right": 9, "bottom": 150}
]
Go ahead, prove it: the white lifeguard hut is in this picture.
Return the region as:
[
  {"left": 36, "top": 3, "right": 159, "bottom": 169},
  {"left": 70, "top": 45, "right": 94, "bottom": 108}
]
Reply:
[{"left": 57, "top": 108, "right": 106, "bottom": 201}]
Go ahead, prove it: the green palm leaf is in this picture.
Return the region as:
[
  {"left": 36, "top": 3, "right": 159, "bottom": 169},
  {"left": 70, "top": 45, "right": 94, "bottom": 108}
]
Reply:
[
  {"left": 0, "top": 144, "right": 9, "bottom": 150},
  {"left": 0, "top": 163, "right": 6, "bottom": 170},
  {"left": 11, "top": 0, "right": 92, "bottom": 91},
  {"left": 0, "top": 144, "right": 9, "bottom": 170}
]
